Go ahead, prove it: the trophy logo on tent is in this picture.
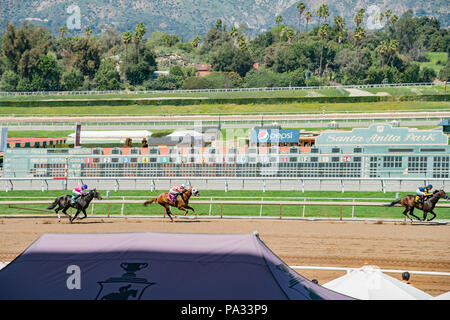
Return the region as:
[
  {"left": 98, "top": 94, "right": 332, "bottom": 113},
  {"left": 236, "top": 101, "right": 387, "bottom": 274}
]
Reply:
[{"left": 95, "top": 263, "right": 156, "bottom": 300}]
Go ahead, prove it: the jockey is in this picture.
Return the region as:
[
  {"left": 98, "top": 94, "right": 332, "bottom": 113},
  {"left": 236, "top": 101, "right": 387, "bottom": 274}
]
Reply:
[
  {"left": 71, "top": 184, "right": 88, "bottom": 204},
  {"left": 169, "top": 184, "right": 186, "bottom": 206},
  {"left": 415, "top": 184, "right": 432, "bottom": 206}
]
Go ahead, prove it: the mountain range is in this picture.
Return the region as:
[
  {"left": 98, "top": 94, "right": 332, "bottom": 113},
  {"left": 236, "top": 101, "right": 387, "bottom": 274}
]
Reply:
[{"left": 0, "top": 0, "right": 448, "bottom": 40}]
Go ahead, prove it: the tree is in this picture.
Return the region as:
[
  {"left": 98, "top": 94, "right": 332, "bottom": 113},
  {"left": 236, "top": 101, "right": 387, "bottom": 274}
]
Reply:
[
  {"left": 376, "top": 40, "right": 389, "bottom": 67},
  {"left": 133, "top": 22, "right": 147, "bottom": 62},
  {"left": 122, "top": 30, "right": 132, "bottom": 62},
  {"left": 60, "top": 68, "right": 84, "bottom": 91},
  {"left": 296, "top": 2, "right": 305, "bottom": 33},
  {"left": 70, "top": 37, "right": 101, "bottom": 79},
  {"left": 275, "top": 15, "right": 283, "bottom": 26},
  {"left": 281, "top": 26, "right": 295, "bottom": 44},
  {"left": 305, "top": 11, "right": 312, "bottom": 31},
  {"left": 36, "top": 54, "right": 60, "bottom": 91},
  {"left": 334, "top": 16, "right": 345, "bottom": 43},
  {"left": 318, "top": 24, "right": 329, "bottom": 76},
  {"left": 209, "top": 42, "right": 253, "bottom": 77},
  {"left": 386, "top": 40, "right": 399, "bottom": 66},
  {"left": 2, "top": 22, "right": 50, "bottom": 78},
  {"left": 353, "top": 26, "right": 366, "bottom": 55},
  {"left": 122, "top": 44, "right": 157, "bottom": 85},
  {"left": 191, "top": 36, "right": 201, "bottom": 48},
  {"left": 94, "top": 58, "right": 121, "bottom": 90},
  {"left": 182, "top": 76, "right": 212, "bottom": 89},
  {"left": 0, "top": 70, "right": 20, "bottom": 91},
  {"left": 84, "top": 27, "right": 92, "bottom": 38},
  {"left": 59, "top": 26, "right": 68, "bottom": 39},
  {"left": 354, "top": 9, "right": 365, "bottom": 28},
  {"left": 316, "top": 4, "right": 329, "bottom": 25}
]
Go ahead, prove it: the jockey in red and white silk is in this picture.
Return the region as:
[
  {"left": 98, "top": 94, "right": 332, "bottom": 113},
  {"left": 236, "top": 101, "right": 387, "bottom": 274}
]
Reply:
[{"left": 169, "top": 184, "right": 186, "bottom": 206}]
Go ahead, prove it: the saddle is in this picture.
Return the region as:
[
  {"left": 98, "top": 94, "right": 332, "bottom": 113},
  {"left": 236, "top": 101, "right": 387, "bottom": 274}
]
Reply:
[{"left": 168, "top": 193, "right": 179, "bottom": 205}]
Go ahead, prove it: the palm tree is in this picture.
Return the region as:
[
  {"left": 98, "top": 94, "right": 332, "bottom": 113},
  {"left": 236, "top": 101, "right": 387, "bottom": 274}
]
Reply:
[
  {"left": 281, "top": 26, "right": 295, "bottom": 44},
  {"left": 305, "top": 11, "right": 312, "bottom": 31},
  {"left": 238, "top": 34, "right": 247, "bottom": 51},
  {"left": 84, "top": 27, "right": 92, "bottom": 38},
  {"left": 318, "top": 24, "right": 329, "bottom": 76},
  {"left": 334, "top": 16, "right": 345, "bottom": 43},
  {"left": 384, "top": 9, "right": 392, "bottom": 21},
  {"left": 376, "top": 40, "right": 389, "bottom": 67},
  {"left": 353, "top": 26, "right": 366, "bottom": 56},
  {"left": 275, "top": 15, "right": 283, "bottom": 27},
  {"left": 59, "top": 26, "right": 68, "bottom": 39},
  {"left": 296, "top": 2, "right": 305, "bottom": 33},
  {"left": 354, "top": 9, "right": 365, "bottom": 28},
  {"left": 386, "top": 40, "right": 399, "bottom": 66},
  {"left": 133, "top": 22, "right": 147, "bottom": 62},
  {"left": 191, "top": 36, "right": 201, "bottom": 48},
  {"left": 229, "top": 26, "right": 238, "bottom": 46},
  {"left": 122, "top": 30, "right": 132, "bottom": 62},
  {"left": 316, "top": 4, "right": 329, "bottom": 25}
]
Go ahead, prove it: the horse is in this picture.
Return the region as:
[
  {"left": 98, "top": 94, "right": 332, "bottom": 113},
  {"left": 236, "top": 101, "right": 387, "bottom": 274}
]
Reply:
[
  {"left": 143, "top": 187, "right": 200, "bottom": 222},
  {"left": 47, "top": 189, "right": 102, "bottom": 223},
  {"left": 385, "top": 189, "right": 448, "bottom": 222}
]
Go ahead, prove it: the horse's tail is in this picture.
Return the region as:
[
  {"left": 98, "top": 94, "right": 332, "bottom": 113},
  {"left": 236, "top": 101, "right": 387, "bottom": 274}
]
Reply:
[
  {"left": 385, "top": 200, "right": 401, "bottom": 207},
  {"left": 47, "top": 197, "right": 59, "bottom": 210},
  {"left": 143, "top": 197, "right": 158, "bottom": 206}
]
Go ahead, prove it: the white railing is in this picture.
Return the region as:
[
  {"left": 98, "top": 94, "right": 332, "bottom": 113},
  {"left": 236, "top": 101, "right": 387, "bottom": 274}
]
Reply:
[{"left": 0, "top": 83, "right": 437, "bottom": 97}]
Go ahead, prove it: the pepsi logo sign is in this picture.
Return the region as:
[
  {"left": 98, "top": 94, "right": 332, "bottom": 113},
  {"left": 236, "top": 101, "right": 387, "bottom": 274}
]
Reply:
[{"left": 258, "top": 130, "right": 269, "bottom": 141}]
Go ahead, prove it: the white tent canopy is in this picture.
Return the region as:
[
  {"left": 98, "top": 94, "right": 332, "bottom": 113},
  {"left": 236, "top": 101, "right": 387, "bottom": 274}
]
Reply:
[
  {"left": 322, "top": 265, "right": 433, "bottom": 300},
  {"left": 68, "top": 130, "right": 152, "bottom": 142},
  {"left": 168, "top": 130, "right": 204, "bottom": 138},
  {"left": 432, "top": 291, "right": 450, "bottom": 300}
]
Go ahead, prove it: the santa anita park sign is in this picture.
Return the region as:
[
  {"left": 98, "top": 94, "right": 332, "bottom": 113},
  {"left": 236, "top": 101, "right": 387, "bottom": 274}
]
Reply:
[{"left": 316, "top": 124, "right": 448, "bottom": 147}]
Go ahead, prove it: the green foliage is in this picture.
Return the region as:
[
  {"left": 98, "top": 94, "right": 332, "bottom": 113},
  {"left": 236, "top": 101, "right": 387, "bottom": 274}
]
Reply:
[
  {"left": 182, "top": 76, "right": 212, "bottom": 89},
  {"left": 70, "top": 37, "right": 101, "bottom": 79},
  {"left": 145, "top": 74, "right": 184, "bottom": 90},
  {"left": 0, "top": 8, "right": 448, "bottom": 93},
  {"left": 122, "top": 45, "right": 157, "bottom": 85},
  {"left": 60, "top": 68, "right": 84, "bottom": 91},
  {"left": 0, "top": 70, "right": 20, "bottom": 91},
  {"left": 94, "top": 59, "right": 121, "bottom": 90},
  {"left": 209, "top": 42, "right": 253, "bottom": 77},
  {"left": 203, "top": 72, "right": 243, "bottom": 89}
]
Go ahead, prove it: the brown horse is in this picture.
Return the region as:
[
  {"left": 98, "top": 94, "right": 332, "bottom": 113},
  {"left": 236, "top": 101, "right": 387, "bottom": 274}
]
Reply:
[
  {"left": 143, "top": 187, "right": 200, "bottom": 222},
  {"left": 386, "top": 189, "right": 448, "bottom": 222}
]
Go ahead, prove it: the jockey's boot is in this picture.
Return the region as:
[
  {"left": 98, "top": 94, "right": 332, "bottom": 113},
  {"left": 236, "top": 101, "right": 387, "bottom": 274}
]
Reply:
[{"left": 71, "top": 196, "right": 79, "bottom": 205}]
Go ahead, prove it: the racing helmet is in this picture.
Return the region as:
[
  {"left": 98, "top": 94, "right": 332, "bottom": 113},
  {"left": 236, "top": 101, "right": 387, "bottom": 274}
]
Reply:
[{"left": 83, "top": 184, "right": 88, "bottom": 189}]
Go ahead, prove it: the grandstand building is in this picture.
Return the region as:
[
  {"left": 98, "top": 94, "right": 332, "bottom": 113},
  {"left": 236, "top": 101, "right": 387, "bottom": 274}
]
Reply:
[{"left": 2, "top": 124, "right": 449, "bottom": 179}]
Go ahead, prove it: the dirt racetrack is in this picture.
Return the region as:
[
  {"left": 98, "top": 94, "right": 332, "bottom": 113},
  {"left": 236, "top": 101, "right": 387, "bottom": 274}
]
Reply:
[{"left": 0, "top": 216, "right": 449, "bottom": 297}]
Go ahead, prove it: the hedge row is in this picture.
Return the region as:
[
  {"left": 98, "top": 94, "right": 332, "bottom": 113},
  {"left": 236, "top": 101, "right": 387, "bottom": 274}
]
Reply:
[{"left": 0, "top": 94, "right": 448, "bottom": 107}]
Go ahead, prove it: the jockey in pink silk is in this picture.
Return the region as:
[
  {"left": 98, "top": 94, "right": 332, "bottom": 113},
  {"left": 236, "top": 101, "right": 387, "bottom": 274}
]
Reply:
[
  {"left": 71, "top": 184, "right": 88, "bottom": 205},
  {"left": 169, "top": 184, "right": 186, "bottom": 206}
]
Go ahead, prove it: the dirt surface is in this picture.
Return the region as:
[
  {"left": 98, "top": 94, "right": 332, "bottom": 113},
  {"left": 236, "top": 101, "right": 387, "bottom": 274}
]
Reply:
[{"left": 0, "top": 217, "right": 449, "bottom": 297}]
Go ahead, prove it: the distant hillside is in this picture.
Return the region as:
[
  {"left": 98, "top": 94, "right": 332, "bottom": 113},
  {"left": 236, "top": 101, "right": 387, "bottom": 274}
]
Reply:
[{"left": 0, "top": 0, "right": 448, "bottom": 40}]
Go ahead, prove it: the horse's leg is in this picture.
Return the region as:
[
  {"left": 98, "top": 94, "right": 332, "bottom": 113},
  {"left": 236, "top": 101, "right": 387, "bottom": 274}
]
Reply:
[
  {"left": 402, "top": 208, "right": 412, "bottom": 222},
  {"left": 427, "top": 211, "right": 436, "bottom": 222},
  {"left": 79, "top": 209, "right": 87, "bottom": 220},
  {"left": 55, "top": 205, "right": 61, "bottom": 219},
  {"left": 409, "top": 208, "right": 421, "bottom": 221},
  {"left": 184, "top": 205, "right": 197, "bottom": 218},
  {"left": 164, "top": 205, "right": 174, "bottom": 222},
  {"left": 61, "top": 207, "right": 71, "bottom": 220},
  {"left": 422, "top": 211, "right": 428, "bottom": 222},
  {"left": 71, "top": 209, "right": 81, "bottom": 223}
]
